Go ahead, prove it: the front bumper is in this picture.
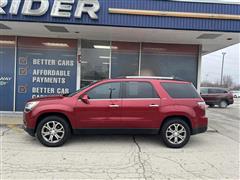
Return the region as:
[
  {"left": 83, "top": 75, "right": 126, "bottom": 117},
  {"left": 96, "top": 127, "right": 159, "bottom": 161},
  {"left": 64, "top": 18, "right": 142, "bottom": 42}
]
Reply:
[
  {"left": 23, "top": 112, "right": 35, "bottom": 137},
  {"left": 23, "top": 125, "right": 35, "bottom": 137}
]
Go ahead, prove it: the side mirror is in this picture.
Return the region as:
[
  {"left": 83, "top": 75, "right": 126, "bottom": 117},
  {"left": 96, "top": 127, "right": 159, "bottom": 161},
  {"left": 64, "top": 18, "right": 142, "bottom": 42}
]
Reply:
[{"left": 80, "top": 94, "right": 90, "bottom": 104}]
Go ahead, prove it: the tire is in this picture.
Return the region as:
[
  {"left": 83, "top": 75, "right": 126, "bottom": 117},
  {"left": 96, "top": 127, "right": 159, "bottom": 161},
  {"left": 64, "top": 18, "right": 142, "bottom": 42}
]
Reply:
[
  {"left": 219, "top": 100, "right": 228, "bottom": 108},
  {"left": 161, "top": 118, "right": 190, "bottom": 148},
  {"left": 36, "top": 116, "right": 71, "bottom": 147},
  {"left": 208, "top": 104, "right": 214, "bottom": 108}
]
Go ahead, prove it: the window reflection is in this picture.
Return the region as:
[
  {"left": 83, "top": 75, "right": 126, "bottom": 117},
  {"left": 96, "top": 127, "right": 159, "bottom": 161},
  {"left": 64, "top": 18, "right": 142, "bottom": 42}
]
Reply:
[
  {"left": 80, "top": 40, "right": 199, "bottom": 87},
  {"left": 81, "top": 40, "right": 110, "bottom": 87},
  {"left": 111, "top": 42, "right": 140, "bottom": 78},
  {"left": 140, "top": 43, "right": 199, "bottom": 86}
]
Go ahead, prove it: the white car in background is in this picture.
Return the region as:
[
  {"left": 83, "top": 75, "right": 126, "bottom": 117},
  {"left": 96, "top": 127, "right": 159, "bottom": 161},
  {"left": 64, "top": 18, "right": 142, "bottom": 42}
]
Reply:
[{"left": 230, "top": 90, "right": 240, "bottom": 98}]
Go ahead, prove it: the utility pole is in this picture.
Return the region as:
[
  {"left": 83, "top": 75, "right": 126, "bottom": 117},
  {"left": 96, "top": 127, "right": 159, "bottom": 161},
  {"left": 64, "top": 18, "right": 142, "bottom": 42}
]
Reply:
[{"left": 220, "top": 52, "right": 226, "bottom": 86}]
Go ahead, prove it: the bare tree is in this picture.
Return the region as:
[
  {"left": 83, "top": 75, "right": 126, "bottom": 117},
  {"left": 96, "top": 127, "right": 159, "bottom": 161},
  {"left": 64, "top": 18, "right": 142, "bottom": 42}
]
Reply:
[
  {"left": 222, "top": 75, "right": 233, "bottom": 88},
  {"left": 201, "top": 75, "right": 235, "bottom": 89},
  {"left": 201, "top": 81, "right": 221, "bottom": 88}
]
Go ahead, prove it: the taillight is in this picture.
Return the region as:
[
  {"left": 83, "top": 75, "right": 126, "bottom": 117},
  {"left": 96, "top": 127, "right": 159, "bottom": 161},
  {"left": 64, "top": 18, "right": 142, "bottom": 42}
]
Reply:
[{"left": 198, "top": 101, "right": 207, "bottom": 110}]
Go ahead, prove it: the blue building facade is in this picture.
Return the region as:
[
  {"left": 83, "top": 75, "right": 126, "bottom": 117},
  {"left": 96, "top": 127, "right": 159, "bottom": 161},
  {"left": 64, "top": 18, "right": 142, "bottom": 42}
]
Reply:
[{"left": 0, "top": 0, "right": 240, "bottom": 32}]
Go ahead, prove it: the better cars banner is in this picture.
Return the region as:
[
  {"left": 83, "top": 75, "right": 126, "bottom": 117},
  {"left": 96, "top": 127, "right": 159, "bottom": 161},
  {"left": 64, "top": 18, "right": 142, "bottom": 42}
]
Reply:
[{"left": 15, "top": 37, "right": 77, "bottom": 111}]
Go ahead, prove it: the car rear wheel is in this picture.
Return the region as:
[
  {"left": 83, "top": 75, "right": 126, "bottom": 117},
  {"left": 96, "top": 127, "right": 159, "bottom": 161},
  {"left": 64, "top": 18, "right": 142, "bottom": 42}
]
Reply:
[
  {"left": 219, "top": 100, "right": 228, "bottom": 108},
  {"left": 36, "top": 116, "right": 71, "bottom": 147},
  {"left": 161, "top": 118, "right": 190, "bottom": 148}
]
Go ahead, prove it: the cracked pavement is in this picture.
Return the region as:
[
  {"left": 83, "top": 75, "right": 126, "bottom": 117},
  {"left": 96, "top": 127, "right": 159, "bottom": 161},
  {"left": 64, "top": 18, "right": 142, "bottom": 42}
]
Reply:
[{"left": 0, "top": 100, "right": 239, "bottom": 179}]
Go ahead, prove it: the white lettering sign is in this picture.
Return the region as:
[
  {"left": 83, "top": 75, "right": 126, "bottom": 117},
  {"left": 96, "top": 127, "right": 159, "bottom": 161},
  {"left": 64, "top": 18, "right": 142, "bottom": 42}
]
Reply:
[
  {"left": 9, "top": 0, "right": 21, "bottom": 15},
  {"left": 22, "top": 0, "right": 49, "bottom": 16},
  {"left": 0, "top": 0, "right": 100, "bottom": 19},
  {"left": 0, "top": 0, "right": 7, "bottom": 14},
  {"left": 51, "top": 0, "right": 74, "bottom": 18}
]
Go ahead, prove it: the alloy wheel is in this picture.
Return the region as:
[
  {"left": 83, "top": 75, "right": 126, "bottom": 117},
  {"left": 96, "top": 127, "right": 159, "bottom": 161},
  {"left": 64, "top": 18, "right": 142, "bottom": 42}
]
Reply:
[
  {"left": 166, "top": 123, "right": 187, "bottom": 145},
  {"left": 41, "top": 121, "right": 65, "bottom": 144},
  {"left": 220, "top": 101, "right": 227, "bottom": 108}
]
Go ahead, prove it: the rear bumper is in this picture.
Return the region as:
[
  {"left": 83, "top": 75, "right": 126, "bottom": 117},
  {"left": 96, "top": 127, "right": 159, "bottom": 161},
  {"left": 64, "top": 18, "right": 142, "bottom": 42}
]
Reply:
[
  {"left": 192, "top": 116, "right": 208, "bottom": 135},
  {"left": 228, "top": 98, "right": 234, "bottom": 105},
  {"left": 23, "top": 125, "right": 35, "bottom": 137},
  {"left": 191, "top": 126, "right": 207, "bottom": 135}
]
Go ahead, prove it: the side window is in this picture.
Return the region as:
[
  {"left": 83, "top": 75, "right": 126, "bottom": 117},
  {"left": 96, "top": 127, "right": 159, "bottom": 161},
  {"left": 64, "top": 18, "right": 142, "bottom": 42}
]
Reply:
[
  {"left": 200, "top": 88, "right": 208, "bottom": 94},
  {"left": 208, "top": 89, "right": 217, "bottom": 94},
  {"left": 124, "top": 82, "right": 159, "bottom": 99},
  {"left": 209, "top": 89, "right": 226, "bottom": 94},
  {"left": 87, "top": 82, "right": 121, "bottom": 99},
  {"left": 161, "top": 82, "right": 200, "bottom": 98},
  {"left": 217, "top": 89, "right": 227, "bottom": 94}
]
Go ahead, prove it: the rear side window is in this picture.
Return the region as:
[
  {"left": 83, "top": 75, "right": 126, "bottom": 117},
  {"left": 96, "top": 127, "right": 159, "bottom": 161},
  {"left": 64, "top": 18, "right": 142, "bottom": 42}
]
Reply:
[
  {"left": 208, "top": 89, "right": 217, "bottom": 94},
  {"left": 161, "top": 82, "right": 200, "bottom": 98},
  {"left": 124, "top": 82, "right": 159, "bottom": 98},
  {"left": 209, "top": 89, "right": 227, "bottom": 94}
]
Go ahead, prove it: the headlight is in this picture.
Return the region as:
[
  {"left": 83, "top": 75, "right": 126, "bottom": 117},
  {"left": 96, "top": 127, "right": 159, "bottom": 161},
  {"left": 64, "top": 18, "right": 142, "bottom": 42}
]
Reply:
[{"left": 24, "top": 101, "right": 39, "bottom": 112}]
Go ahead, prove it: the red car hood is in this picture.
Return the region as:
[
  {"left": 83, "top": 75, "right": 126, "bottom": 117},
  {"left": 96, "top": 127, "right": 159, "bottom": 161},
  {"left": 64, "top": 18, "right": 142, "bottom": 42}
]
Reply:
[{"left": 28, "top": 95, "right": 65, "bottom": 102}]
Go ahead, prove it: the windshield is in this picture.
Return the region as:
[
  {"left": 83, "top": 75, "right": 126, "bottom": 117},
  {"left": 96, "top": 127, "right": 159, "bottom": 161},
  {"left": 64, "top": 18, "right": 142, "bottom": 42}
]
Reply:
[{"left": 66, "top": 81, "right": 100, "bottom": 97}]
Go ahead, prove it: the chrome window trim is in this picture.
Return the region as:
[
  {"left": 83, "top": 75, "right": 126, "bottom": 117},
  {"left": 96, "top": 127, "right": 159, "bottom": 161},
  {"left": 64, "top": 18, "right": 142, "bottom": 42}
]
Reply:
[{"left": 83, "top": 98, "right": 161, "bottom": 101}]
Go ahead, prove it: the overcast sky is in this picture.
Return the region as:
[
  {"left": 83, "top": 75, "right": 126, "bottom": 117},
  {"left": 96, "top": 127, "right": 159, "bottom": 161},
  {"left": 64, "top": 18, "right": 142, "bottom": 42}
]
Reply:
[{"left": 201, "top": 43, "right": 240, "bottom": 85}]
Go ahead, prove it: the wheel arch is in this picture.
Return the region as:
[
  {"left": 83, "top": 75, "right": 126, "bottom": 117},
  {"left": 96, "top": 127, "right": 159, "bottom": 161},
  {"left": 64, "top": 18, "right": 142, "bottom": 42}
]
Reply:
[
  {"left": 35, "top": 112, "right": 73, "bottom": 133},
  {"left": 160, "top": 115, "right": 193, "bottom": 134},
  {"left": 219, "top": 98, "right": 229, "bottom": 105}
]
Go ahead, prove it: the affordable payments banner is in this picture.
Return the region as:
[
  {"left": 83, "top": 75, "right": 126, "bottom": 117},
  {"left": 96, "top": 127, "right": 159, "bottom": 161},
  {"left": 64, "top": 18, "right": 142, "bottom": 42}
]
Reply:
[{"left": 15, "top": 37, "right": 77, "bottom": 111}]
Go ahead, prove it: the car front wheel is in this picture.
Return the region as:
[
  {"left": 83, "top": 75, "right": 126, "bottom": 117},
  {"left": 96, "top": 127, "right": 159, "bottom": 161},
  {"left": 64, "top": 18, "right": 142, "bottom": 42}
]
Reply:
[
  {"left": 161, "top": 119, "right": 190, "bottom": 148},
  {"left": 36, "top": 116, "right": 71, "bottom": 147}
]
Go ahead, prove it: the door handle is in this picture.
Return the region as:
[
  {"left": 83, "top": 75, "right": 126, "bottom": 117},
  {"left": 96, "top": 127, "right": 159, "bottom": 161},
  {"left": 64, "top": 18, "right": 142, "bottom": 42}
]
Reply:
[
  {"left": 109, "top": 104, "right": 119, "bottom": 108},
  {"left": 149, "top": 104, "right": 159, "bottom": 107}
]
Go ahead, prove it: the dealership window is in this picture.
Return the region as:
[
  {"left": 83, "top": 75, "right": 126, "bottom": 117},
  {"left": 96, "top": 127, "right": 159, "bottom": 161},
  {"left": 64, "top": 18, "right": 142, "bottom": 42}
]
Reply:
[
  {"left": 81, "top": 40, "right": 110, "bottom": 87},
  {"left": 111, "top": 42, "right": 140, "bottom": 78},
  {"left": 16, "top": 37, "right": 77, "bottom": 111},
  {"left": 140, "top": 43, "right": 199, "bottom": 87},
  {"left": 0, "top": 36, "right": 15, "bottom": 111}
]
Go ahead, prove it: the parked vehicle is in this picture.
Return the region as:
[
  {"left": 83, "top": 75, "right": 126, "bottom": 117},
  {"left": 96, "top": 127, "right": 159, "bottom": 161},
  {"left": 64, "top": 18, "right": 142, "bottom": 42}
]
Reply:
[
  {"left": 200, "top": 87, "right": 234, "bottom": 108},
  {"left": 23, "top": 76, "right": 208, "bottom": 148},
  {"left": 230, "top": 90, "right": 240, "bottom": 98}
]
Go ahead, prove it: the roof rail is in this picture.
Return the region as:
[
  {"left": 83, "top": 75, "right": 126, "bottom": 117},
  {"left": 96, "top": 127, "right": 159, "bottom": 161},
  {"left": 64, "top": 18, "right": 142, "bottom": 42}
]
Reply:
[
  {"left": 124, "top": 76, "right": 183, "bottom": 80},
  {"left": 125, "top": 76, "right": 173, "bottom": 79}
]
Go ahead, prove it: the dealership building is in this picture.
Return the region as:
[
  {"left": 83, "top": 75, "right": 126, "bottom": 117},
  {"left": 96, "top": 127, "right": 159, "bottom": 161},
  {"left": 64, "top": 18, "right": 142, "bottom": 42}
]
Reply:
[{"left": 0, "top": 0, "right": 239, "bottom": 111}]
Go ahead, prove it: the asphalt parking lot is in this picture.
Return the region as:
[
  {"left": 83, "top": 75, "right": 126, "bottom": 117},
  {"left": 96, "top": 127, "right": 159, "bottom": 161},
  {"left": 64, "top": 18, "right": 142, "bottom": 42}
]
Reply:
[
  {"left": 1, "top": 100, "right": 239, "bottom": 180},
  {"left": 207, "top": 99, "right": 240, "bottom": 143}
]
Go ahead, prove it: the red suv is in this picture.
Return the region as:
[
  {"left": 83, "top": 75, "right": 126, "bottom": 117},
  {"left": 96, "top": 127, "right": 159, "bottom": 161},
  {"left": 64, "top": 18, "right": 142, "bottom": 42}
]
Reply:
[{"left": 23, "top": 77, "right": 208, "bottom": 148}]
